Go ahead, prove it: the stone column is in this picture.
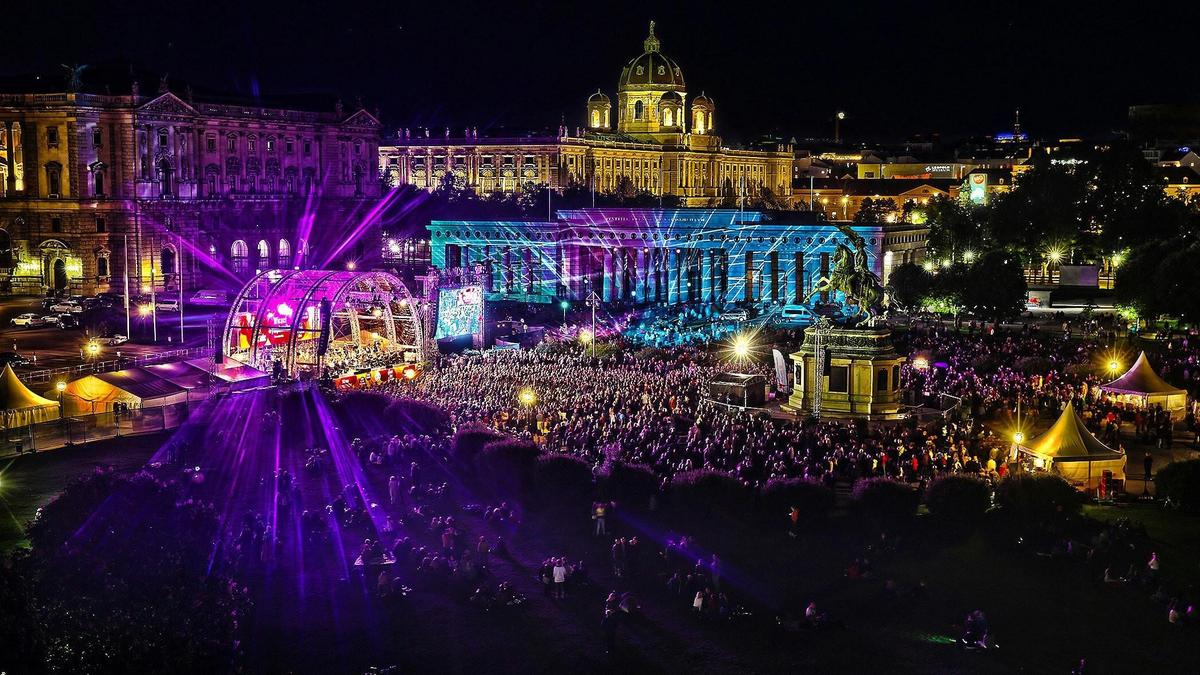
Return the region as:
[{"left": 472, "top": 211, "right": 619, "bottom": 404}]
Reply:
[
  {"left": 794, "top": 251, "right": 805, "bottom": 304},
  {"left": 603, "top": 248, "right": 615, "bottom": 302},
  {"left": 503, "top": 246, "right": 513, "bottom": 294},
  {"left": 667, "top": 249, "right": 679, "bottom": 304},
  {"left": 744, "top": 251, "right": 755, "bottom": 303},
  {"left": 635, "top": 248, "right": 646, "bottom": 303},
  {"left": 769, "top": 250, "right": 780, "bottom": 303}
]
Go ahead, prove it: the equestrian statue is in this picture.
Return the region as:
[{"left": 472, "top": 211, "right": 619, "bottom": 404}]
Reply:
[{"left": 803, "top": 223, "right": 892, "bottom": 321}]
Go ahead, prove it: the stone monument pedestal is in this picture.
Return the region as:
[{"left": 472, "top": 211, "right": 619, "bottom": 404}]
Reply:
[{"left": 782, "top": 325, "right": 905, "bottom": 420}]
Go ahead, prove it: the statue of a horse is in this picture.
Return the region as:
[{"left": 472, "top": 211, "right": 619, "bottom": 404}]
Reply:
[{"left": 804, "top": 244, "right": 891, "bottom": 320}]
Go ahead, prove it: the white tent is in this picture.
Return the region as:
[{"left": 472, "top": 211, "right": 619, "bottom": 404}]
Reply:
[
  {"left": 1014, "top": 402, "right": 1126, "bottom": 490},
  {"left": 0, "top": 364, "right": 60, "bottom": 429},
  {"left": 1097, "top": 351, "right": 1188, "bottom": 420}
]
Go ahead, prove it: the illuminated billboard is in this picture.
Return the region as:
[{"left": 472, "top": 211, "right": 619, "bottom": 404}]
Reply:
[{"left": 435, "top": 285, "right": 484, "bottom": 339}]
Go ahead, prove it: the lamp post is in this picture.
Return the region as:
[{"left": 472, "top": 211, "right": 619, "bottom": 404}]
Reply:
[
  {"left": 560, "top": 300, "right": 569, "bottom": 324},
  {"left": 585, "top": 290, "right": 601, "bottom": 359}
]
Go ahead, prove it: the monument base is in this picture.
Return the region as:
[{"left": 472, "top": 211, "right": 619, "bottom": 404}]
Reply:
[{"left": 781, "top": 325, "right": 906, "bottom": 420}]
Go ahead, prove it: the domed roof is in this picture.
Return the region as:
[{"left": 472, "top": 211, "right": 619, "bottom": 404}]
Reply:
[
  {"left": 692, "top": 92, "right": 714, "bottom": 108},
  {"left": 588, "top": 89, "right": 611, "bottom": 104},
  {"left": 618, "top": 22, "right": 685, "bottom": 92}
]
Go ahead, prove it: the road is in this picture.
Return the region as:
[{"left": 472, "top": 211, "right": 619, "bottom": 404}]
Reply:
[{"left": 0, "top": 295, "right": 221, "bottom": 374}]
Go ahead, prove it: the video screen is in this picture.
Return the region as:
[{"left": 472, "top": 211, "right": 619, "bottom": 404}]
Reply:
[{"left": 434, "top": 285, "right": 483, "bottom": 339}]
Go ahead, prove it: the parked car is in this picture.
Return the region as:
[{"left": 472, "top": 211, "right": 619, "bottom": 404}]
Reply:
[
  {"left": 11, "top": 313, "right": 47, "bottom": 327},
  {"left": 98, "top": 334, "right": 128, "bottom": 346},
  {"left": 0, "top": 351, "right": 31, "bottom": 367},
  {"left": 156, "top": 299, "right": 180, "bottom": 312},
  {"left": 56, "top": 314, "right": 81, "bottom": 329},
  {"left": 49, "top": 301, "right": 84, "bottom": 314},
  {"left": 777, "top": 304, "right": 817, "bottom": 325},
  {"left": 41, "top": 314, "right": 62, "bottom": 327},
  {"left": 191, "top": 289, "right": 229, "bottom": 306},
  {"left": 719, "top": 309, "right": 750, "bottom": 322}
]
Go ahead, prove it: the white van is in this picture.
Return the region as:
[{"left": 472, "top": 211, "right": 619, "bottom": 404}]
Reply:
[{"left": 778, "top": 304, "right": 816, "bottom": 325}]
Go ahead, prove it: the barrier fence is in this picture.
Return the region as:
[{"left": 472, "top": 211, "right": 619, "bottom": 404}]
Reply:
[
  {"left": 1, "top": 402, "right": 194, "bottom": 458},
  {"left": 19, "top": 346, "right": 214, "bottom": 384}
]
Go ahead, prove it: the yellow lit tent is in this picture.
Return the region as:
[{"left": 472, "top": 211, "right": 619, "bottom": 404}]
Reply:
[
  {"left": 1014, "top": 402, "right": 1126, "bottom": 490},
  {"left": 0, "top": 364, "right": 60, "bottom": 429},
  {"left": 51, "top": 368, "right": 189, "bottom": 416},
  {"left": 1097, "top": 351, "right": 1188, "bottom": 420}
]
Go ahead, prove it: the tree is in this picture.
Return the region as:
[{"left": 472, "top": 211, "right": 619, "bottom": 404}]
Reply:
[
  {"left": 922, "top": 195, "right": 988, "bottom": 261},
  {"left": 988, "top": 159, "right": 1086, "bottom": 265},
  {"left": 961, "top": 250, "right": 1027, "bottom": 322},
  {"left": 1082, "top": 142, "right": 1183, "bottom": 254},
  {"left": 852, "top": 197, "right": 897, "bottom": 224},
  {"left": 888, "top": 262, "right": 934, "bottom": 310}
]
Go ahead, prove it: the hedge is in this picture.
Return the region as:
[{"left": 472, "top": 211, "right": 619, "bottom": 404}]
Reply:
[
  {"left": 761, "top": 477, "right": 835, "bottom": 521},
  {"left": 924, "top": 474, "right": 991, "bottom": 522},
  {"left": 1154, "top": 459, "right": 1200, "bottom": 513},
  {"left": 994, "top": 473, "right": 1080, "bottom": 522},
  {"left": 850, "top": 477, "right": 919, "bottom": 520}
]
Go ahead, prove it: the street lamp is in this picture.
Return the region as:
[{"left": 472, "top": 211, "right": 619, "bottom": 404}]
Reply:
[
  {"left": 85, "top": 341, "right": 100, "bottom": 359},
  {"left": 56, "top": 380, "right": 66, "bottom": 420},
  {"left": 560, "top": 300, "right": 570, "bottom": 323}
]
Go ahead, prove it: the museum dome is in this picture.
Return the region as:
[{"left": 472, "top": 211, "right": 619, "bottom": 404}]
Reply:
[{"left": 618, "top": 22, "right": 685, "bottom": 92}]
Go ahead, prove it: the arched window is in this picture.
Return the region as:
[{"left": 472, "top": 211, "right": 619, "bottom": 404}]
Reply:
[
  {"left": 297, "top": 240, "right": 309, "bottom": 268},
  {"left": 695, "top": 111, "right": 706, "bottom": 134},
  {"left": 257, "top": 239, "right": 270, "bottom": 269},
  {"left": 160, "top": 246, "right": 176, "bottom": 277},
  {"left": 97, "top": 256, "right": 109, "bottom": 279},
  {"left": 45, "top": 162, "right": 63, "bottom": 197},
  {"left": 591, "top": 109, "right": 600, "bottom": 128},
  {"left": 663, "top": 108, "right": 674, "bottom": 127},
  {"left": 277, "top": 239, "right": 291, "bottom": 267},
  {"left": 231, "top": 240, "right": 249, "bottom": 273},
  {"left": 633, "top": 100, "right": 644, "bottom": 120},
  {"left": 157, "top": 159, "right": 173, "bottom": 196},
  {"left": 157, "top": 128, "right": 169, "bottom": 147}
]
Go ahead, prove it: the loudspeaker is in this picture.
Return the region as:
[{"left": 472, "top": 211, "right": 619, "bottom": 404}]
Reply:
[{"left": 317, "top": 298, "right": 333, "bottom": 356}]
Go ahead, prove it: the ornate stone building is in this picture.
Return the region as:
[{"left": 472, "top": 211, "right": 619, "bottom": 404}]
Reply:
[
  {"left": 379, "top": 23, "right": 793, "bottom": 207},
  {"left": 0, "top": 74, "right": 381, "bottom": 296}
]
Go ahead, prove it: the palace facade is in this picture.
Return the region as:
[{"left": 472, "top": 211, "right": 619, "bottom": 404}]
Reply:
[
  {"left": 0, "top": 73, "right": 381, "bottom": 296},
  {"left": 380, "top": 23, "right": 793, "bottom": 208},
  {"left": 428, "top": 208, "right": 923, "bottom": 307}
]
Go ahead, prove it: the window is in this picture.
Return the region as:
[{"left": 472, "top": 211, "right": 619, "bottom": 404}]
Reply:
[
  {"left": 248, "top": 136, "right": 257, "bottom": 153},
  {"left": 591, "top": 109, "right": 600, "bottom": 127},
  {"left": 97, "top": 256, "right": 109, "bottom": 278},
  {"left": 94, "top": 170, "right": 105, "bottom": 197},
  {"left": 828, "top": 365, "right": 849, "bottom": 393},
  {"left": 206, "top": 135, "right": 216, "bottom": 152},
  {"left": 231, "top": 240, "right": 249, "bottom": 273},
  {"left": 285, "top": 138, "right": 294, "bottom": 154},
  {"left": 46, "top": 126, "right": 59, "bottom": 147},
  {"left": 93, "top": 127, "right": 103, "bottom": 147},
  {"left": 46, "top": 164, "right": 62, "bottom": 197},
  {"left": 227, "top": 134, "right": 237, "bottom": 152},
  {"left": 876, "top": 369, "right": 888, "bottom": 393},
  {"left": 634, "top": 100, "right": 644, "bottom": 120},
  {"left": 892, "top": 365, "right": 900, "bottom": 388},
  {"left": 158, "top": 128, "right": 169, "bottom": 147},
  {"left": 96, "top": 217, "right": 106, "bottom": 232},
  {"left": 256, "top": 240, "right": 270, "bottom": 269},
  {"left": 663, "top": 108, "right": 673, "bottom": 127},
  {"left": 266, "top": 136, "right": 275, "bottom": 152},
  {"left": 303, "top": 139, "right": 312, "bottom": 156},
  {"left": 277, "top": 239, "right": 291, "bottom": 267},
  {"left": 51, "top": 217, "right": 63, "bottom": 233}
]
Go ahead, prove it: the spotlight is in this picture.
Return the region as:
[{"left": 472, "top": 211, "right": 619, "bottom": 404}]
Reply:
[
  {"left": 579, "top": 329, "right": 594, "bottom": 344},
  {"left": 56, "top": 380, "right": 67, "bottom": 393},
  {"left": 401, "top": 365, "right": 418, "bottom": 380},
  {"left": 912, "top": 356, "right": 929, "bottom": 371},
  {"left": 731, "top": 334, "right": 752, "bottom": 360},
  {"left": 518, "top": 387, "right": 537, "bottom": 406},
  {"left": 85, "top": 341, "right": 100, "bottom": 357},
  {"left": 138, "top": 304, "right": 153, "bottom": 317},
  {"left": 1013, "top": 431, "right": 1025, "bottom": 444}
]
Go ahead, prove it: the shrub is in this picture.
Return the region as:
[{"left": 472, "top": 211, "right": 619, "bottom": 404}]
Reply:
[
  {"left": 476, "top": 438, "right": 541, "bottom": 497},
  {"left": 670, "top": 470, "right": 748, "bottom": 517},
  {"left": 925, "top": 474, "right": 991, "bottom": 522},
  {"left": 382, "top": 398, "right": 450, "bottom": 436},
  {"left": 3, "top": 469, "right": 245, "bottom": 674},
  {"left": 451, "top": 424, "right": 506, "bottom": 464},
  {"left": 532, "top": 454, "right": 595, "bottom": 506},
  {"left": 850, "top": 477, "right": 919, "bottom": 520},
  {"left": 604, "top": 462, "right": 660, "bottom": 507},
  {"left": 761, "top": 477, "right": 835, "bottom": 522},
  {"left": 995, "top": 473, "right": 1080, "bottom": 522},
  {"left": 1154, "top": 459, "right": 1200, "bottom": 513}
]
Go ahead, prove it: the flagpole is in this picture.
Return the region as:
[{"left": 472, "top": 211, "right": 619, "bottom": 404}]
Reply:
[{"left": 123, "top": 235, "right": 130, "bottom": 338}]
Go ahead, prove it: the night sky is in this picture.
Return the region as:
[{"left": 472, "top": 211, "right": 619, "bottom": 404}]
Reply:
[{"left": 4, "top": 0, "right": 1196, "bottom": 143}]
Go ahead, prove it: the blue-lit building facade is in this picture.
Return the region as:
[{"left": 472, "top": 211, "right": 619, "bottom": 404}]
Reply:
[{"left": 428, "top": 208, "right": 922, "bottom": 306}]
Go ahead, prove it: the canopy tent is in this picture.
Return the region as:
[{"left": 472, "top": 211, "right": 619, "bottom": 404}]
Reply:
[
  {"left": 143, "top": 361, "right": 213, "bottom": 390},
  {"left": 184, "top": 358, "right": 270, "bottom": 390},
  {"left": 0, "top": 364, "right": 60, "bottom": 429},
  {"left": 708, "top": 372, "right": 768, "bottom": 407},
  {"left": 53, "top": 368, "right": 189, "bottom": 416},
  {"left": 1014, "top": 402, "right": 1126, "bottom": 490},
  {"left": 1097, "top": 351, "right": 1188, "bottom": 419}
]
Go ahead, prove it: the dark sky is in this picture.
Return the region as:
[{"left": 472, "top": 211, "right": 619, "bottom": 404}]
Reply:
[{"left": 4, "top": 0, "right": 1196, "bottom": 143}]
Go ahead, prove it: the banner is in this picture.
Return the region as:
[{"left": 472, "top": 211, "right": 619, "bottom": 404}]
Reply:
[{"left": 772, "top": 349, "right": 790, "bottom": 393}]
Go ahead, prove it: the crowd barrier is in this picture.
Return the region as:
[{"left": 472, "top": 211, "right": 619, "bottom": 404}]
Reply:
[{"left": 1, "top": 401, "right": 193, "bottom": 458}]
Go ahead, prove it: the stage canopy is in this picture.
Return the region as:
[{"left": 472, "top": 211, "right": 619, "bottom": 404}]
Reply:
[
  {"left": 185, "top": 358, "right": 271, "bottom": 389},
  {"left": 54, "top": 368, "right": 190, "bottom": 416},
  {"left": 223, "top": 269, "right": 425, "bottom": 378},
  {"left": 1097, "top": 351, "right": 1188, "bottom": 418},
  {"left": 1014, "top": 402, "right": 1126, "bottom": 489},
  {"left": 0, "top": 364, "right": 60, "bottom": 429}
]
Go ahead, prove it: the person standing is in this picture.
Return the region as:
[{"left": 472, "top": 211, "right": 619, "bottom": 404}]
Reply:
[
  {"left": 553, "top": 558, "right": 568, "bottom": 598},
  {"left": 388, "top": 475, "right": 402, "bottom": 507}
]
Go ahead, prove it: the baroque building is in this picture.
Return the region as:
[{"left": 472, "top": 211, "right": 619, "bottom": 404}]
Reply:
[
  {"left": 379, "top": 23, "right": 793, "bottom": 207},
  {"left": 0, "top": 72, "right": 381, "bottom": 296}
]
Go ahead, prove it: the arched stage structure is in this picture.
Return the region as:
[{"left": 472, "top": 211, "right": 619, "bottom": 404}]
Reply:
[{"left": 222, "top": 270, "right": 428, "bottom": 379}]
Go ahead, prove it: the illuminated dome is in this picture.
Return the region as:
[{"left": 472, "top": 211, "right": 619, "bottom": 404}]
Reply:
[
  {"left": 618, "top": 22, "right": 685, "bottom": 92},
  {"left": 587, "top": 90, "right": 610, "bottom": 104},
  {"left": 692, "top": 92, "right": 714, "bottom": 109}
]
